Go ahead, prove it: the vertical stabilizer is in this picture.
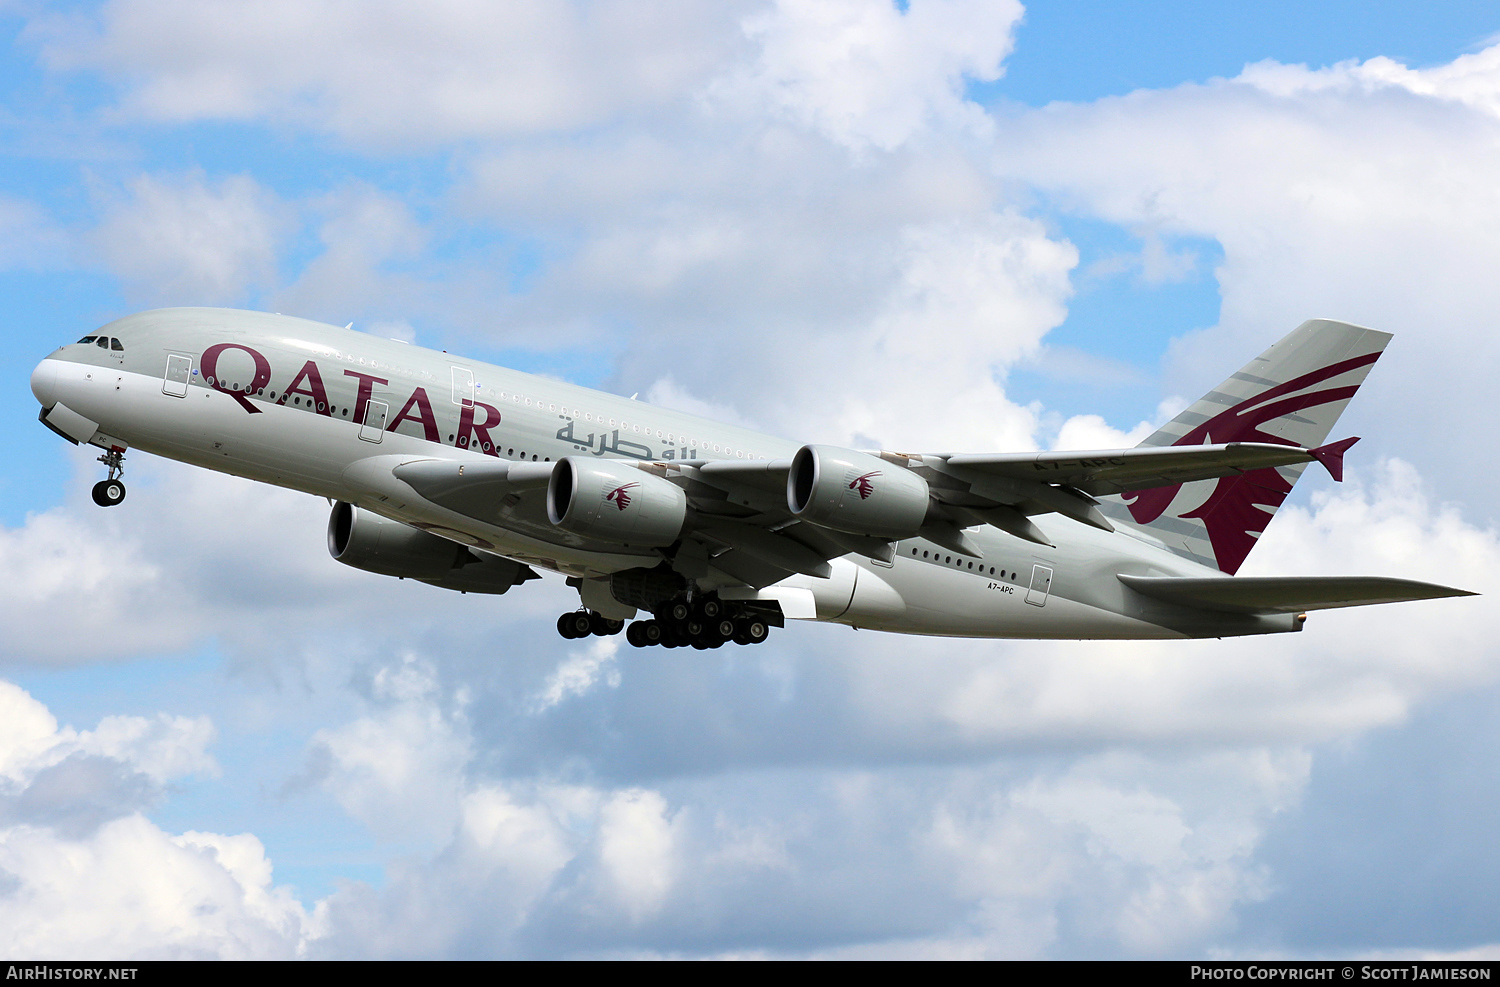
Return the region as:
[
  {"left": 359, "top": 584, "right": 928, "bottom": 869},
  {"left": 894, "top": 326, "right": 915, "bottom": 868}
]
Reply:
[{"left": 1100, "top": 320, "right": 1392, "bottom": 573}]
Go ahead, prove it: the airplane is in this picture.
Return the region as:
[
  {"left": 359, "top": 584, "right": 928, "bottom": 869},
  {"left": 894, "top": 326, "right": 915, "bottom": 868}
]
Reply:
[{"left": 29, "top": 308, "right": 1473, "bottom": 649}]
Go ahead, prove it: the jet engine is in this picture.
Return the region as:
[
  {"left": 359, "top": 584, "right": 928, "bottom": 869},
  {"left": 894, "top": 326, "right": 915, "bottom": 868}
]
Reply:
[
  {"left": 327, "top": 502, "right": 532, "bottom": 594},
  {"left": 547, "top": 457, "right": 687, "bottom": 546},
  {"left": 787, "top": 444, "right": 930, "bottom": 539}
]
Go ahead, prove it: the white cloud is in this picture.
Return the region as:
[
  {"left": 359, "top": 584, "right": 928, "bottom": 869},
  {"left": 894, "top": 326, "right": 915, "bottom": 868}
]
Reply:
[
  {"left": 0, "top": 677, "right": 214, "bottom": 800},
  {"left": 0, "top": 454, "right": 335, "bottom": 665},
  {"left": 1239, "top": 46, "right": 1500, "bottom": 119},
  {"left": 0, "top": 451, "right": 573, "bottom": 668},
  {"left": 89, "top": 171, "right": 290, "bottom": 305},
  {"left": 309, "top": 654, "right": 471, "bottom": 843},
  {"left": 0, "top": 815, "right": 312, "bottom": 959},
  {"left": 0, "top": 681, "right": 312, "bottom": 958},
  {"left": 723, "top": 0, "right": 1021, "bottom": 151},
  {"left": 819, "top": 211, "right": 1073, "bottom": 449},
  {"left": 533, "top": 636, "right": 622, "bottom": 712},
  {"left": 34, "top": 0, "right": 754, "bottom": 147},
  {"left": 1052, "top": 413, "right": 1153, "bottom": 451},
  {"left": 0, "top": 196, "right": 67, "bottom": 270},
  {"left": 0, "top": 682, "right": 65, "bottom": 784},
  {"left": 272, "top": 183, "right": 429, "bottom": 322},
  {"left": 990, "top": 45, "right": 1500, "bottom": 496},
  {"left": 595, "top": 788, "right": 680, "bottom": 922}
]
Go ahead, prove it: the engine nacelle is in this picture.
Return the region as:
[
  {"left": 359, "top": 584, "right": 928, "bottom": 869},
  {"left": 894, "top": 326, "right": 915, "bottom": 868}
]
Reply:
[
  {"left": 327, "top": 502, "right": 530, "bottom": 594},
  {"left": 787, "top": 445, "right": 930, "bottom": 539},
  {"left": 547, "top": 457, "right": 688, "bottom": 547}
]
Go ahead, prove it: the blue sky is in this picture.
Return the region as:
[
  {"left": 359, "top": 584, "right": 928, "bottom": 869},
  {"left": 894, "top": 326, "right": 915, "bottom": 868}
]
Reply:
[
  {"left": 1, "top": 0, "right": 1498, "bottom": 959},
  {"left": 996, "top": 1, "right": 1500, "bottom": 105}
]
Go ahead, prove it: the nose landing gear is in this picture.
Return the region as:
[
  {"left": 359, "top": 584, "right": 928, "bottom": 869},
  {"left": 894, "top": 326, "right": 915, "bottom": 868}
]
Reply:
[{"left": 91, "top": 449, "right": 126, "bottom": 507}]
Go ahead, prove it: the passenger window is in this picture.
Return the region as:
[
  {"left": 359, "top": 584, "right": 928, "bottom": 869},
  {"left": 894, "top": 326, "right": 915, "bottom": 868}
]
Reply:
[{"left": 110, "top": 338, "right": 124, "bottom": 351}]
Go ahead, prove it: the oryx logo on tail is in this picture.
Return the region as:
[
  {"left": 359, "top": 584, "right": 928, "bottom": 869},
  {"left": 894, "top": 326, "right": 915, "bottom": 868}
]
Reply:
[
  {"left": 848, "top": 471, "right": 880, "bottom": 500},
  {"left": 605, "top": 482, "right": 640, "bottom": 511},
  {"left": 1113, "top": 319, "right": 1390, "bottom": 575}
]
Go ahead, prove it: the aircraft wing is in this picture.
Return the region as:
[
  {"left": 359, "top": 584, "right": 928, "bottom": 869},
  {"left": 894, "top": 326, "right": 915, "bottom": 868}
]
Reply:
[
  {"left": 945, "top": 439, "right": 1357, "bottom": 495},
  {"left": 667, "top": 441, "right": 1359, "bottom": 584},
  {"left": 669, "top": 459, "right": 897, "bottom": 587},
  {"left": 341, "top": 436, "right": 1367, "bottom": 592}
]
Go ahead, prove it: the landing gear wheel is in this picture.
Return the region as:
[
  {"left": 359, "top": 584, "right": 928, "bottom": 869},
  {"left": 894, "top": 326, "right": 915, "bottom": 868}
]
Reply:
[
  {"left": 93, "top": 448, "right": 127, "bottom": 507},
  {"left": 564, "top": 611, "right": 594, "bottom": 639},
  {"left": 640, "top": 620, "right": 664, "bottom": 646},
  {"left": 736, "top": 618, "right": 769, "bottom": 645},
  {"left": 626, "top": 623, "right": 648, "bottom": 648},
  {"left": 92, "top": 479, "right": 125, "bottom": 507}
]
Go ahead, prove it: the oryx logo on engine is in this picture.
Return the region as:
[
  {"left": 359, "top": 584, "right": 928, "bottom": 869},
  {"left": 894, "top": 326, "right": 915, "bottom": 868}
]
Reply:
[
  {"left": 605, "top": 482, "right": 640, "bottom": 510},
  {"left": 848, "top": 471, "right": 880, "bottom": 500}
]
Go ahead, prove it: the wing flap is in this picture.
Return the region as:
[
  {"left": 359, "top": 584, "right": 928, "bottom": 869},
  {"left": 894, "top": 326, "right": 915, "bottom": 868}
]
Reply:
[{"left": 1119, "top": 574, "right": 1476, "bottom": 614}]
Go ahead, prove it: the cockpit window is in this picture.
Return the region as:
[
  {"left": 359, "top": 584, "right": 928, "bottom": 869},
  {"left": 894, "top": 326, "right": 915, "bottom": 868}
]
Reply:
[
  {"left": 96, "top": 337, "right": 110, "bottom": 349},
  {"left": 110, "top": 337, "right": 124, "bottom": 352},
  {"left": 77, "top": 335, "right": 96, "bottom": 344}
]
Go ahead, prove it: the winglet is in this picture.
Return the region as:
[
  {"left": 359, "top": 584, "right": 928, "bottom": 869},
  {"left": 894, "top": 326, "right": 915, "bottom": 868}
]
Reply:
[{"left": 1309, "top": 436, "right": 1360, "bottom": 482}]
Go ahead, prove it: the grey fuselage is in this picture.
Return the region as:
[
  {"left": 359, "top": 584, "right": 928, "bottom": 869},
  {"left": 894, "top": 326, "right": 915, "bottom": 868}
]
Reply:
[{"left": 30, "top": 308, "right": 1298, "bottom": 641}]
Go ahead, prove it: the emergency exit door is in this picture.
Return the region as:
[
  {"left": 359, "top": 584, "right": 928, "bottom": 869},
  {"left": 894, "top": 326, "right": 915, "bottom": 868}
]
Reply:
[
  {"left": 1026, "top": 564, "right": 1053, "bottom": 607},
  {"left": 359, "top": 400, "right": 389, "bottom": 443}
]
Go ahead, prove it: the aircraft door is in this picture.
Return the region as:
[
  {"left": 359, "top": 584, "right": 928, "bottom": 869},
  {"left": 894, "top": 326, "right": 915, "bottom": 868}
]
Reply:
[
  {"left": 162, "top": 354, "right": 191, "bottom": 397},
  {"left": 1025, "top": 564, "right": 1053, "bottom": 607},
  {"left": 359, "top": 400, "right": 389, "bottom": 443},
  {"left": 452, "top": 367, "right": 474, "bottom": 407}
]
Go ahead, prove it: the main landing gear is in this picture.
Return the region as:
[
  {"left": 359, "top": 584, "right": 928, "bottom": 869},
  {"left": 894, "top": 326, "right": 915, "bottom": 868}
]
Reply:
[
  {"left": 554, "top": 596, "right": 777, "bottom": 649},
  {"left": 556, "top": 610, "right": 625, "bottom": 639},
  {"left": 91, "top": 449, "right": 126, "bottom": 507},
  {"left": 622, "top": 597, "right": 772, "bottom": 650}
]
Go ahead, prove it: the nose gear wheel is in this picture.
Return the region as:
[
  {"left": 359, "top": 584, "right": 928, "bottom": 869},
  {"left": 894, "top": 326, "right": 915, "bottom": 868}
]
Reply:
[{"left": 92, "top": 449, "right": 127, "bottom": 507}]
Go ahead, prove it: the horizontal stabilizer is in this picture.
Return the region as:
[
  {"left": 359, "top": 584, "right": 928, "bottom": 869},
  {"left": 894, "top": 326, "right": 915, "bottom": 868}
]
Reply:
[
  {"left": 1119, "top": 574, "right": 1476, "bottom": 614},
  {"left": 1308, "top": 436, "right": 1359, "bottom": 482}
]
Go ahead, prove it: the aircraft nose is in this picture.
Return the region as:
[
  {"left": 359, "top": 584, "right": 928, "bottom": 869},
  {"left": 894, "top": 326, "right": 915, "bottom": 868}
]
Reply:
[{"left": 30, "top": 357, "right": 59, "bottom": 408}]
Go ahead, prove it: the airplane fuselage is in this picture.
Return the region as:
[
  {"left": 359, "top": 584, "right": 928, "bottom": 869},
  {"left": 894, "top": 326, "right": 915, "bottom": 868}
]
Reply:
[{"left": 31, "top": 308, "right": 1304, "bottom": 641}]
